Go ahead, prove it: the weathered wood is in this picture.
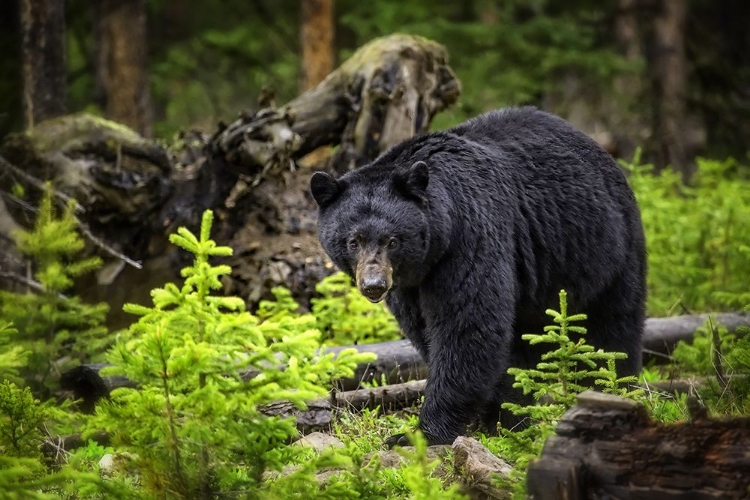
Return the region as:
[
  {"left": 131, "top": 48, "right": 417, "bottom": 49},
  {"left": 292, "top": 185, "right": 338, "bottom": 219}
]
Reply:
[
  {"left": 334, "top": 379, "right": 426, "bottom": 411},
  {"left": 213, "top": 34, "right": 460, "bottom": 180},
  {"left": 1, "top": 34, "right": 461, "bottom": 329},
  {"left": 258, "top": 380, "right": 427, "bottom": 434},
  {"left": 527, "top": 391, "right": 750, "bottom": 499},
  {"left": 451, "top": 436, "right": 513, "bottom": 500},
  {"left": 58, "top": 312, "right": 750, "bottom": 409}
]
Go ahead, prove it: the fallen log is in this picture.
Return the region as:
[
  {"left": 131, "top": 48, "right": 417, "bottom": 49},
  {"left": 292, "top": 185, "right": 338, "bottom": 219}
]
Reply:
[
  {"left": 60, "top": 339, "right": 427, "bottom": 411},
  {"left": 59, "top": 311, "right": 750, "bottom": 410},
  {"left": 213, "top": 33, "right": 460, "bottom": 179},
  {"left": 44, "top": 380, "right": 427, "bottom": 456},
  {"left": 526, "top": 391, "right": 750, "bottom": 500}
]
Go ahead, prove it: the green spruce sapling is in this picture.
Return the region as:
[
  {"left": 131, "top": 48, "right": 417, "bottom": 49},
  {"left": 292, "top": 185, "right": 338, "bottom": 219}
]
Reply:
[
  {"left": 86, "top": 210, "right": 374, "bottom": 499},
  {"left": 0, "top": 323, "right": 27, "bottom": 384},
  {"left": 0, "top": 186, "right": 109, "bottom": 397},
  {"left": 494, "top": 290, "right": 639, "bottom": 497}
]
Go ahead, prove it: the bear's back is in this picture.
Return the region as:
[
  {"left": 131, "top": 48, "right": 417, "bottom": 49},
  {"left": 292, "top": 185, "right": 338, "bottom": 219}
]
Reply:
[{"left": 449, "top": 107, "right": 614, "bottom": 171}]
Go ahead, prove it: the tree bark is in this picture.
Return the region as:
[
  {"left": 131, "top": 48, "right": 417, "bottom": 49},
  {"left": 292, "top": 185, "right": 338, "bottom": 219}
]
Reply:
[
  {"left": 527, "top": 391, "right": 750, "bottom": 499},
  {"left": 653, "top": 0, "right": 689, "bottom": 179},
  {"left": 1, "top": 34, "right": 460, "bottom": 328},
  {"left": 94, "top": 0, "right": 152, "bottom": 137},
  {"left": 300, "top": 0, "right": 334, "bottom": 92},
  {"left": 611, "top": 0, "right": 647, "bottom": 160},
  {"left": 19, "top": 0, "right": 67, "bottom": 128}
]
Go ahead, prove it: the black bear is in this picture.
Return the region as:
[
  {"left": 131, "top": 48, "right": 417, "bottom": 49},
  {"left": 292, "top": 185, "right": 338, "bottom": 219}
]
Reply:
[{"left": 310, "top": 107, "right": 646, "bottom": 446}]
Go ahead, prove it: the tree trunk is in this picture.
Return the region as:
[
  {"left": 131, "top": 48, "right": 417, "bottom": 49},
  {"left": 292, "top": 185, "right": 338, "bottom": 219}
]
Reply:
[
  {"left": 94, "top": 0, "right": 152, "bottom": 137},
  {"left": 19, "top": 0, "right": 67, "bottom": 128},
  {"left": 300, "top": 0, "right": 335, "bottom": 92},
  {"left": 653, "top": 0, "right": 689, "bottom": 179},
  {"left": 610, "top": 0, "right": 647, "bottom": 160},
  {"left": 615, "top": 0, "right": 640, "bottom": 61},
  {"left": 527, "top": 391, "right": 750, "bottom": 499}
]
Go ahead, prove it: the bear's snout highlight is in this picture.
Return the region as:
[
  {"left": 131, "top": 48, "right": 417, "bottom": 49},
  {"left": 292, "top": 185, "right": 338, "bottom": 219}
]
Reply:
[{"left": 355, "top": 250, "right": 393, "bottom": 303}]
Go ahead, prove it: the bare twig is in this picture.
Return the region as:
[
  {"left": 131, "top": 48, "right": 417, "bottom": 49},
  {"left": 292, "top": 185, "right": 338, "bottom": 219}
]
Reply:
[
  {"left": 0, "top": 158, "right": 142, "bottom": 270},
  {"left": 1, "top": 191, "right": 38, "bottom": 214},
  {"left": 0, "top": 154, "right": 84, "bottom": 213},
  {"left": 0, "top": 270, "right": 68, "bottom": 299},
  {"left": 709, "top": 316, "right": 729, "bottom": 390},
  {"left": 76, "top": 222, "right": 142, "bottom": 270}
]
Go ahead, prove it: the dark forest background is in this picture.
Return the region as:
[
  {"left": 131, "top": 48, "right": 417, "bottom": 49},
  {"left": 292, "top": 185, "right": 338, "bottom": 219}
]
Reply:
[{"left": 2, "top": 0, "right": 749, "bottom": 179}]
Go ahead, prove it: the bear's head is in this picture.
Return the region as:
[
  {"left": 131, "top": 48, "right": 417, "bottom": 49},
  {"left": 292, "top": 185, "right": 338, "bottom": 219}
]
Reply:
[{"left": 310, "top": 161, "right": 432, "bottom": 302}]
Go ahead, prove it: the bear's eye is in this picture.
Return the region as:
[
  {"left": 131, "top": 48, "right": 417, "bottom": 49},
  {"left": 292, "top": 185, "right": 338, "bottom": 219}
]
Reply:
[
  {"left": 387, "top": 238, "right": 398, "bottom": 249},
  {"left": 347, "top": 239, "right": 359, "bottom": 251}
]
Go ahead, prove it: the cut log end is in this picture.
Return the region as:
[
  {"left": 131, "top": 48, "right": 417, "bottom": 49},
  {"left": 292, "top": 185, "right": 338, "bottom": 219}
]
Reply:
[{"left": 528, "top": 392, "right": 750, "bottom": 499}]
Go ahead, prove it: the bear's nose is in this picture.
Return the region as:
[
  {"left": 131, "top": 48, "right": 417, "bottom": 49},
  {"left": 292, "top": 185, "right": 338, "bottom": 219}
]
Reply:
[{"left": 361, "top": 278, "right": 387, "bottom": 302}]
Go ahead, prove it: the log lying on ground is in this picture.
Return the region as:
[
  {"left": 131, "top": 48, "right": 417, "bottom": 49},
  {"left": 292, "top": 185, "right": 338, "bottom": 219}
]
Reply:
[
  {"left": 526, "top": 391, "right": 750, "bottom": 499},
  {"left": 260, "top": 380, "right": 427, "bottom": 434},
  {"left": 60, "top": 311, "right": 750, "bottom": 411},
  {"left": 44, "top": 380, "right": 427, "bottom": 455}
]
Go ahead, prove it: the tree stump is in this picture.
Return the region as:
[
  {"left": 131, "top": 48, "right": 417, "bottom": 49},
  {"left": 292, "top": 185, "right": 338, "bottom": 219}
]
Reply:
[
  {"left": 0, "top": 34, "right": 460, "bottom": 327},
  {"left": 527, "top": 391, "right": 750, "bottom": 499}
]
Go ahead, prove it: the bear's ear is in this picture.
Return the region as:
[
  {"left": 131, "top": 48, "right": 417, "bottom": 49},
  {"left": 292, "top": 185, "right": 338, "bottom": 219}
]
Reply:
[
  {"left": 310, "top": 172, "right": 342, "bottom": 207},
  {"left": 393, "top": 161, "right": 429, "bottom": 201}
]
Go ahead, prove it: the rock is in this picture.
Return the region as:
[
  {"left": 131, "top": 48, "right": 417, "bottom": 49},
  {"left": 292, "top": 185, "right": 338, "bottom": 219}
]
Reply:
[
  {"left": 365, "top": 445, "right": 450, "bottom": 469},
  {"left": 452, "top": 437, "right": 513, "bottom": 500},
  {"left": 293, "top": 432, "right": 345, "bottom": 452}
]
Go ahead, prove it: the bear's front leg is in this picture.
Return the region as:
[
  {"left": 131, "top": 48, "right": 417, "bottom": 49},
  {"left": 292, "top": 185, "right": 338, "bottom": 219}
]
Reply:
[{"left": 418, "top": 317, "right": 513, "bottom": 445}]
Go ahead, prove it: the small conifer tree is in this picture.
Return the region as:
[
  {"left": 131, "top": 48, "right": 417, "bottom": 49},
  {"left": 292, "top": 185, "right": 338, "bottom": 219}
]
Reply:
[
  {"left": 497, "top": 290, "right": 639, "bottom": 498},
  {"left": 0, "top": 323, "right": 27, "bottom": 384},
  {"left": 0, "top": 186, "right": 109, "bottom": 397},
  {"left": 86, "top": 210, "right": 374, "bottom": 498}
]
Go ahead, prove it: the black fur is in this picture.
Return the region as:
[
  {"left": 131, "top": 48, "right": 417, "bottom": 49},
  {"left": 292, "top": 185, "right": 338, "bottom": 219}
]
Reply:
[{"left": 311, "top": 107, "right": 647, "bottom": 445}]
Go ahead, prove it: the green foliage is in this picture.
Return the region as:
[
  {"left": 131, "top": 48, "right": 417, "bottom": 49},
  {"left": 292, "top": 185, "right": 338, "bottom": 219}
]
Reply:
[
  {"left": 0, "top": 323, "right": 27, "bottom": 384},
  {"left": 0, "top": 456, "right": 57, "bottom": 500},
  {"left": 672, "top": 310, "right": 750, "bottom": 416},
  {"left": 396, "top": 432, "right": 466, "bottom": 500},
  {"left": 489, "top": 290, "right": 638, "bottom": 498},
  {"left": 641, "top": 391, "right": 690, "bottom": 424},
  {"left": 311, "top": 272, "right": 402, "bottom": 345},
  {"left": 0, "top": 380, "right": 49, "bottom": 458},
  {"left": 505, "top": 290, "right": 639, "bottom": 411},
  {"left": 672, "top": 319, "right": 736, "bottom": 375},
  {"left": 86, "top": 210, "right": 375, "bottom": 498},
  {"left": 0, "top": 186, "right": 109, "bottom": 397},
  {"left": 623, "top": 152, "right": 750, "bottom": 315},
  {"left": 333, "top": 407, "right": 419, "bottom": 455},
  {"left": 338, "top": 0, "right": 631, "bottom": 131},
  {"left": 0, "top": 381, "right": 105, "bottom": 499}
]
